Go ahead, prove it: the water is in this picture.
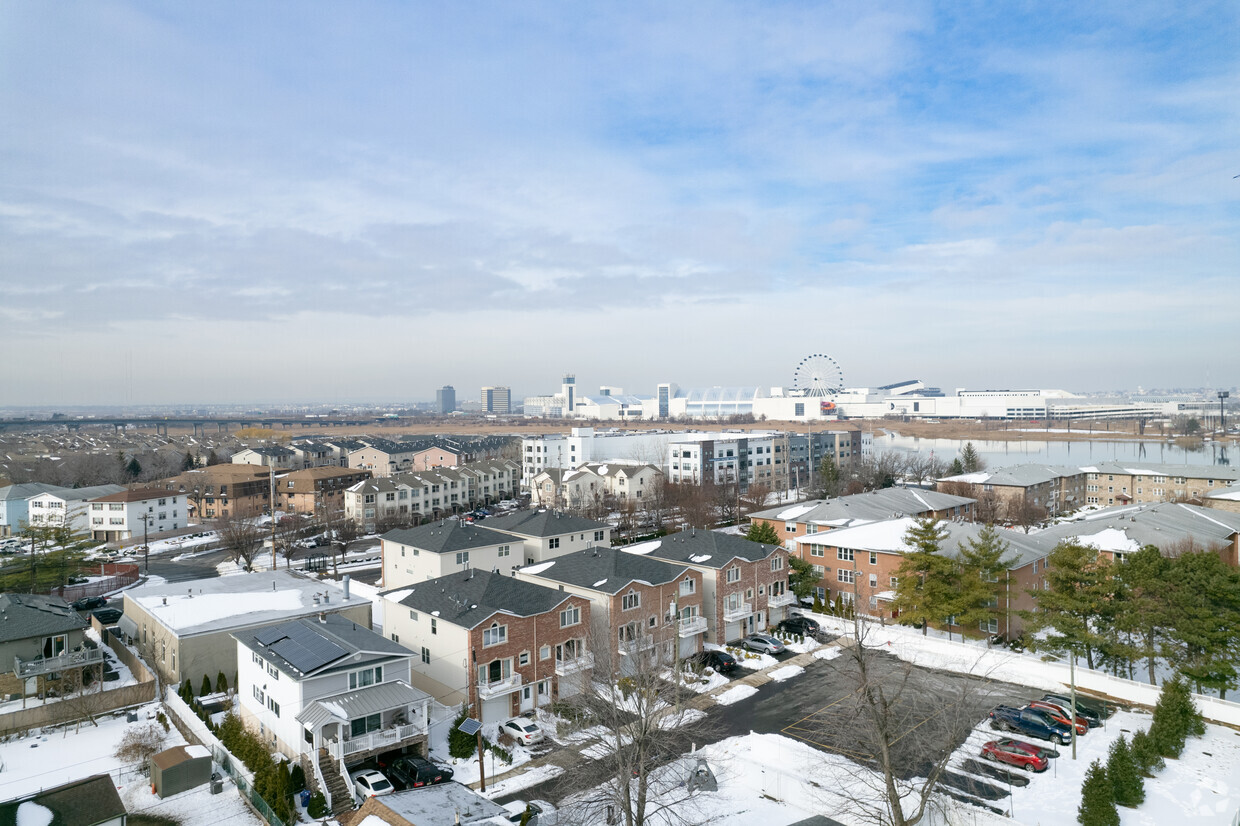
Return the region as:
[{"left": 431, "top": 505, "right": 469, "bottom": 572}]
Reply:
[{"left": 872, "top": 432, "right": 1234, "bottom": 471}]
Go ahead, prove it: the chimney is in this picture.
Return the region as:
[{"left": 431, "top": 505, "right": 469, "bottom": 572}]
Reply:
[
  {"left": 323, "top": 591, "right": 330, "bottom": 603},
  {"left": 162, "top": 597, "right": 167, "bottom": 605},
  {"left": 313, "top": 593, "right": 321, "bottom": 605},
  {"left": 343, "top": 574, "right": 351, "bottom": 601}
]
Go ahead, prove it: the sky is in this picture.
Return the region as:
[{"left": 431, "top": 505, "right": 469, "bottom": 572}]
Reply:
[{"left": 2, "top": 1, "right": 1238, "bottom": 406}]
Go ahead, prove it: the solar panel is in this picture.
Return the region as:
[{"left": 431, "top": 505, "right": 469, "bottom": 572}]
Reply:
[
  {"left": 457, "top": 718, "right": 482, "bottom": 736},
  {"left": 269, "top": 622, "right": 347, "bottom": 673},
  {"left": 254, "top": 625, "right": 289, "bottom": 646}
]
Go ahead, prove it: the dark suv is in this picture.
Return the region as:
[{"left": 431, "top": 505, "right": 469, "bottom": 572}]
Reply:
[
  {"left": 776, "top": 615, "right": 820, "bottom": 636},
  {"left": 686, "top": 650, "right": 738, "bottom": 674},
  {"left": 385, "top": 755, "right": 453, "bottom": 789},
  {"left": 72, "top": 596, "right": 108, "bottom": 612}
]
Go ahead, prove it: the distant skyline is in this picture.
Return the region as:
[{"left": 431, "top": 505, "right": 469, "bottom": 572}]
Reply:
[{"left": 3, "top": 2, "right": 1238, "bottom": 406}]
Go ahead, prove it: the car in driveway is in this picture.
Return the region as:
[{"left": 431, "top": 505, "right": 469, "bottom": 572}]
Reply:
[
  {"left": 981, "top": 738, "right": 1049, "bottom": 772},
  {"left": 500, "top": 717, "right": 545, "bottom": 746},
  {"left": 741, "top": 634, "right": 786, "bottom": 655},
  {"left": 352, "top": 770, "right": 394, "bottom": 802},
  {"left": 686, "top": 650, "right": 738, "bottom": 674},
  {"left": 72, "top": 596, "right": 108, "bottom": 612},
  {"left": 776, "top": 616, "right": 821, "bottom": 636},
  {"left": 1027, "top": 700, "right": 1089, "bottom": 735},
  {"left": 384, "top": 754, "right": 452, "bottom": 789}
]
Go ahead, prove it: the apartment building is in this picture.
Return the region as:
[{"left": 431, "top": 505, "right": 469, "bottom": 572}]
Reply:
[
  {"left": 1080, "top": 461, "right": 1240, "bottom": 507},
  {"left": 231, "top": 445, "right": 298, "bottom": 470},
  {"left": 1039, "top": 502, "right": 1240, "bottom": 567},
  {"left": 348, "top": 439, "right": 423, "bottom": 477},
  {"left": 165, "top": 465, "right": 273, "bottom": 520},
  {"left": 529, "top": 466, "right": 606, "bottom": 510},
  {"left": 26, "top": 484, "right": 126, "bottom": 533},
  {"left": 344, "top": 460, "right": 521, "bottom": 530},
  {"left": 274, "top": 467, "right": 371, "bottom": 516},
  {"left": 938, "top": 464, "right": 1085, "bottom": 517},
  {"left": 666, "top": 433, "right": 787, "bottom": 493},
  {"left": 381, "top": 521, "right": 523, "bottom": 585},
  {"left": 88, "top": 487, "right": 186, "bottom": 542}
]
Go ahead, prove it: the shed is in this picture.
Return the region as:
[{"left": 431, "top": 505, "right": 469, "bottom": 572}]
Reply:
[{"left": 150, "top": 744, "right": 212, "bottom": 799}]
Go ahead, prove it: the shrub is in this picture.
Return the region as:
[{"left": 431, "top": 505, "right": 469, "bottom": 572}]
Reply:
[
  {"left": 307, "top": 791, "right": 327, "bottom": 818},
  {"left": 489, "top": 742, "right": 513, "bottom": 764},
  {"left": 1106, "top": 735, "right": 1144, "bottom": 807},
  {"left": 114, "top": 723, "right": 165, "bottom": 769},
  {"left": 1129, "top": 729, "right": 1164, "bottom": 776},
  {"left": 617, "top": 677, "right": 637, "bottom": 700},
  {"left": 289, "top": 762, "right": 306, "bottom": 794},
  {"left": 155, "top": 711, "right": 170, "bottom": 733},
  {"left": 216, "top": 671, "right": 229, "bottom": 694},
  {"left": 1150, "top": 676, "right": 1202, "bottom": 759},
  {"left": 811, "top": 595, "right": 824, "bottom": 614},
  {"left": 200, "top": 675, "right": 211, "bottom": 697},
  {"left": 448, "top": 706, "right": 477, "bottom": 760},
  {"left": 1077, "top": 759, "right": 1119, "bottom": 826}
]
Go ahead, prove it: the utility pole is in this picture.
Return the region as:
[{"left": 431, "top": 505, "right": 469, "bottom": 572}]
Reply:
[
  {"left": 1220, "top": 391, "right": 1230, "bottom": 433},
  {"left": 269, "top": 465, "right": 278, "bottom": 570},
  {"left": 139, "top": 512, "right": 153, "bottom": 574}
]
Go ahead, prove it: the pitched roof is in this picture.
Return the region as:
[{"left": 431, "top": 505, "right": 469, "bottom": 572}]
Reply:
[
  {"left": 484, "top": 509, "right": 609, "bottom": 538},
  {"left": 1039, "top": 501, "right": 1240, "bottom": 554},
  {"left": 751, "top": 487, "right": 975, "bottom": 528},
  {"left": 802, "top": 518, "right": 1055, "bottom": 568},
  {"left": 0, "top": 773, "right": 127, "bottom": 826},
  {"left": 939, "top": 464, "right": 1083, "bottom": 487},
  {"left": 1079, "top": 461, "right": 1240, "bottom": 481},
  {"left": 0, "top": 482, "right": 66, "bottom": 501},
  {"left": 624, "top": 529, "right": 779, "bottom": 569},
  {"left": 234, "top": 613, "right": 409, "bottom": 678},
  {"left": 381, "top": 521, "right": 515, "bottom": 554},
  {"left": 90, "top": 487, "right": 181, "bottom": 503},
  {"left": 518, "top": 546, "right": 689, "bottom": 594},
  {"left": 0, "top": 593, "right": 87, "bottom": 643},
  {"left": 381, "top": 569, "right": 574, "bottom": 629}
]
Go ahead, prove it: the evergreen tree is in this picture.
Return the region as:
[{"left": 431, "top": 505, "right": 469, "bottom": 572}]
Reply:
[
  {"left": 954, "top": 525, "right": 1016, "bottom": 637},
  {"left": 745, "top": 520, "right": 780, "bottom": 545},
  {"left": 1025, "top": 540, "right": 1111, "bottom": 669},
  {"left": 216, "top": 671, "right": 229, "bottom": 694},
  {"left": 890, "top": 518, "right": 956, "bottom": 637},
  {"left": 948, "top": 457, "right": 964, "bottom": 476},
  {"left": 811, "top": 593, "right": 824, "bottom": 613},
  {"left": 182, "top": 451, "right": 196, "bottom": 471},
  {"left": 448, "top": 706, "right": 477, "bottom": 759},
  {"left": 787, "top": 555, "right": 818, "bottom": 600},
  {"left": 1162, "top": 552, "right": 1240, "bottom": 698},
  {"left": 1129, "top": 728, "right": 1164, "bottom": 776},
  {"left": 1106, "top": 735, "right": 1145, "bottom": 807},
  {"left": 1077, "top": 759, "right": 1119, "bottom": 826},
  {"left": 200, "top": 674, "right": 212, "bottom": 697},
  {"left": 960, "top": 443, "right": 984, "bottom": 473},
  {"left": 1113, "top": 545, "right": 1173, "bottom": 684},
  {"left": 817, "top": 455, "right": 842, "bottom": 498},
  {"left": 125, "top": 457, "right": 142, "bottom": 479}
]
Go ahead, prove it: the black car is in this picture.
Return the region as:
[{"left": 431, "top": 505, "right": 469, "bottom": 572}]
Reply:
[
  {"left": 686, "top": 650, "right": 738, "bottom": 674},
  {"left": 384, "top": 755, "right": 453, "bottom": 789},
  {"left": 92, "top": 607, "right": 123, "bottom": 625},
  {"left": 776, "top": 615, "right": 820, "bottom": 636},
  {"left": 1041, "top": 693, "right": 1106, "bottom": 727},
  {"left": 72, "top": 596, "right": 108, "bottom": 612}
]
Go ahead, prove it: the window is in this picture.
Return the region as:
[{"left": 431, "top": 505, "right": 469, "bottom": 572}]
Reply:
[
  {"left": 519, "top": 651, "right": 530, "bottom": 666},
  {"left": 421, "top": 647, "right": 430, "bottom": 664},
  {"left": 811, "top": 564, "right": 825, "bottom": 578},
  {"left": 809, "top": 544, "right": 824, "bottom": 558},
  {"left": 560, "top": 606, "right": 581, "bottom": 628},
  {"left": 621, "top": 590, "right": 641, "bottom": 611},
  {"left": 869, "top": 574, "right": 877, "bottom": 587},
  {"left": 266, "top": 663, "right": 280, "bottom": 680},
  {"left": 980, "top": 618, "right": 999, "bottom": 634},
  {"left": 890, "top": 577, "right": 899, "bottom": 588},
  {"left": 770, "top": 556, "right": 783, "bottom": 572},
  {"left": 837, "top": 569, "right": 855, "bottom": 584},
  {"left": 391, "top": 632, "right": 400, "bottom": 643},
  {"left": 348, "top": 666, "right": 383, "bottom": 689},
  {"left": 784, "top": 522, "right": 796, "bottom": 533},
  {"left": 483, "top": 622, "right": 507, "bottom": 646},
  {"left": 726, "top": 566, "right": 741, "bottom": 583},
  {"left": 253, "top": 685, "right": 265, "bottom": 704},
  {"left": 837, "top": 548, "right": 854, "bottom": 562},
  {"left": 350, "top": 714, "right": 381, "bottom": 738},
  {"left": 869, "top": 552, "right": 877, "bottom": 565},
  {"left": 267, "top": 697, "right": 281, "bottom": 717},
  {"left": 540, "top": 644, "right": 551, "bottom": 661},
  {"left": 549, "top": 537, "right": 560, "bottom": 549},
  {"left": 594, "top": 530, "right": 605, "bottom": 542},
  {"left": 455, "top": 551, "right": 470, "bottom": 566},
  {"left": 498, "top": 545, "right": 510, "bottom": 557},
  {"left": 409, "top": 610, "right": 418, "bottom": 621},
  {"left": 431, "top": 618, "right": 437, "bottom": 635}
]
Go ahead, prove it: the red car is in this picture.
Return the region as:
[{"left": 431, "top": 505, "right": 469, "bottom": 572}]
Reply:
[
  {"left": 981, "top": 739, "right": 1049, "bottom": 772},
  {"left": 1027, "top": 701, "right": 1089, "bottom": 735}
]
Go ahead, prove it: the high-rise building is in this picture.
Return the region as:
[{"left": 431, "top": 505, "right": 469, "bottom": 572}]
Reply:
[
  {"left": 435, "top": 385, "right": 456, "bottom": 414},
  {"left": 561, "top": 374, "right": 575, "bottom": 415},
  {"left": 481, "top": 386, "right": 511, "bottom": 414}
]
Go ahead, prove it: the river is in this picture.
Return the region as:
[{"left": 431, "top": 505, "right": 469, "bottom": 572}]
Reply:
[{"left": 872, "top": 432, "right": 1234, "bottom": 470}]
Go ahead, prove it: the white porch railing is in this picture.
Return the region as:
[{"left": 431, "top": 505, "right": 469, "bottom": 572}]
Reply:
[
  {"left": 335, "top": 723, "right": 423, "bottom": 759},
  {"left": 767, "top": 591, "right": 796, "bottom": 608},
  {"left": 677, "top": 616, "right": 707, "bottom": 637},
  {"left": 15, "top": 646, "right": 104, "bottom": 678},
  {"left": 476, "top": 673, "right": 522, "bottom": 699},
  {"left": 554, "top": 653, "right": 595, "bottom": 676},
  {"left": 722, "top": 602, "right": 752, "bottom": 622}
]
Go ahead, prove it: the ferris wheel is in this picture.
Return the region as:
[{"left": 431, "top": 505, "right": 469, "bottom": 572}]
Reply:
[{"left": 793, "top": 353, "right": 844, "bottom": 397}]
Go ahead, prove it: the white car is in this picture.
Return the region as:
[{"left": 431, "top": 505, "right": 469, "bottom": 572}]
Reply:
[
  {"left": 500, "top": 717, "right": 545, "bottom": 746},
  {"left": 352, "top": 769, "right": 394, "bottom": 802}
]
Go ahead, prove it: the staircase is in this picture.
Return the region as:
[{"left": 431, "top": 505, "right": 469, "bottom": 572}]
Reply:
[{"left": 316, "top": 748, "right": 355, "bottom": 817}]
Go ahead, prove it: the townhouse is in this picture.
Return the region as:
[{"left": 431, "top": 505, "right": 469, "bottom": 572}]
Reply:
[
  {"left": 0, "top": 593, "right": 103, "bottom": 703},
  {"left": 25, "top": 484, "right": 126, "bottom": 533},
  {"left": 381, "top": 521, "right": 524, "bottom": 586},
  {"left": 348, "top": 439, "right": 422, "bottom": 477},
  {"left": 1079, "top": 461, "right": 1240, "bottom": 507},
  {"left": 382, "top": 569, "right": 593, "bottom": 720},
  {"left": 480, "top": 509, "right": 612, "bottom": 567},
  {"left": 938, "top": 464, "right": 1086, "bottom": 517},
  {"left": 529, "top": 466, "right": 605, "bottom": 510},
  {"left": 624, "top": 529, "right": 793, "bottom": 643},
  {"left": 87, "top": 487, "right": 187, "bottom": 542},
  {"left": 515, "top": 546, "right": 706, "bottom": 670},
  {"left": 231, "top": 445, "right": 298, "bottom": 470},
  {"left": 274, "top": 467, "right": 371, "bottom": 517},
  {"left": 345, "top": 461, "right": 521, "bottom": 530},
  {"left": 588, "top": 462, "right": 662, "bottom": 504}
]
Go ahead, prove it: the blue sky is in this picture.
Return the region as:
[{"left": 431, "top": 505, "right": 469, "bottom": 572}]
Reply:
[{"left": 2, "top": 1, "right": 1237, "bottom": 405}]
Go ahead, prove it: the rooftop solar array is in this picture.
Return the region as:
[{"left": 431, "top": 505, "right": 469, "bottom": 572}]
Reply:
[{"left": 256, "top": 621, "right": 348, "bottom": 674}]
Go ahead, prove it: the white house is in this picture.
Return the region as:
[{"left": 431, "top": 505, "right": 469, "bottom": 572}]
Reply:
[
  {"left": 381, "top": 521, "right": 523, "bottom": 586},
  {"left": 87, "top": 487, "right": 186, "bottom": 542},
  {"left": 26, "top": 484, "right": 125, "bottom": 534}
]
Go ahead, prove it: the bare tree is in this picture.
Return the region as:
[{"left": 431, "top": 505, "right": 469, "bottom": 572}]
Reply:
[
  {"left": 331, "top": 518, "right": 364, "bottom": 577},
  {"left": 215, "top": 514, "right": 262, "bottom": 572},
  {"left": 59, "top": 661, "right": 108, "bottom": 732},
  {"left": 737, "top": 481, "right": 771, "bottom": 517},
  {"left": 1004, "top": 496, "right": 1047, "bottom": 534},
  {"left": 114, "top": 723, "right": 167, "bottom": 774}
]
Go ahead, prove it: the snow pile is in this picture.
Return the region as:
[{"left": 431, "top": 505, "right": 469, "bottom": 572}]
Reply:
[
  {"left": 813, "top": 646, "right": 842, "bottom": 661},
  {"left": 768, "top": 665, "right": 804, "bottom": 682},
  {"left": 716, "top": 685, "right": 759, "bottom": 706}
]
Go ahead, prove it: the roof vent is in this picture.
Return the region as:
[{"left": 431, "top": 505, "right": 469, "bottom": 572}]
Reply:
[{"left": 187, "top": 589, "right": 192, "bottom": 599}]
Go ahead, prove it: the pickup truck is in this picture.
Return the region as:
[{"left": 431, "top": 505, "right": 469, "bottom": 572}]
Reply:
[{"left": 988, "top": 705, "right": 1073, "bottom": 745}]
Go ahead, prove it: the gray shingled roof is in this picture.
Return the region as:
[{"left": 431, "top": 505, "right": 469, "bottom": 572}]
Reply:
[
  {"left": 518, "top": 546, "right": 689, "bottom": 594},
  {"left": 381, "top": 521, "right": 515, "bottom": 554},
  {"left": 0, "top": 593, "right": 87, "bottom": 644},
  {"left": 234, "top": 613, "right": 409, "bottom": 679},
  {"left": 1040, "top": 501, "right": 1240, "bottom": 554},
  {"left": 484, "top": 509, "right": 608, "bottom": 538},
  {"left": 625, "top": 529, "right": 778, "bottom": 570},
  {"left": 751, "top": 487, "right": 974, "bottom": 527},
  {"left": 0, "top": 482, "right": 66, "bottom": 501},
  {"left": 382, "top": 569, "right": 573, "bottom": 629},
  {"left": 1082, "top": 461, "right": 1240, "bottom": 482},
  {"left": 939, "top": 464, "right": 1082, "bottom": 487}
]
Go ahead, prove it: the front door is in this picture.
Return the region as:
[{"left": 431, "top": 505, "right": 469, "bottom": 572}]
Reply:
[{"left": 519, "top": 684, "right": 534, "bottom": 713}]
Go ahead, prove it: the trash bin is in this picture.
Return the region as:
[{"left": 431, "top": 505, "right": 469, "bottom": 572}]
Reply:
[{"left": 299, "top": 790, "right": 311, "bottom": 807}]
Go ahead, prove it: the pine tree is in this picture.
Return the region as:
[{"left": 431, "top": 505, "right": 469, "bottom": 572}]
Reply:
[
  {"left": 200, "top": 674, "right": 212, "bottom": 697},
  {"left": 891, "top": 518, "right": 956, "bottom": 636},
  {"left": 948, "top": 458, "right": 964, "bottom": 476},
  {"left": 216, "top": 671, "right": 229, "bottom": 694},
  {"left": 125, "top": 457, "right": 142, "bottom": 479},
  {"left": 1113, "top": 545, "right": 1173, "bottom": 684},
  {"left": 448, "top": 706, "right": 477, "bottom": 759},
  {"left": 1106, "top": 735, "right": 1144, "bottom": 807},
  {"left": 1024, "top": 540, "right": 1111, "bottom": 669},
  {"left": 960, "top": 443, "right": 984, "bottom": 473},
  {"left": 182, "top": 451, "right": 196, "bottom": 471},
  {"left": 1163, "top": 551, "right": 1240, "bottom": 698},
  {"left": 745, "top": 521, "right": 780, "bottom": 545},
  {"left": 1077, "top": 759, "right": 1119, "bottom": 826},
  {"left": 787, "top": 555, "right": 817, "bottom": 600},
  {"left": 817, "top": 455, "right": 842, "bottom": 498},
  {"left": 1129, "top": 729, "right": 1164, "bottom": 776},
  {"left": 1150, "top": 675, "right": 1204, "bottom": 759},
  {"left": 955, "top": 524, "right": 1016, "bottom": 637},
  {"left": 811, "top": 593, "right": 824, "bottom": 613}
]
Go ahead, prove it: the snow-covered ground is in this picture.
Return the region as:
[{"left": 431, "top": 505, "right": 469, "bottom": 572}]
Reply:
[{"left": 716, "top": 685, "right": 759, "bottom": 706}]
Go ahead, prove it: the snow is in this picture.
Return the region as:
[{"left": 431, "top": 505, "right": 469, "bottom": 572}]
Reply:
[
  {"left": 812, "top": 646, "right": 842, "bottom": 661},
  {"left": 623, "top": 539, "right": 662, "bottom": 556},
  {"left": 134, "top": 589, "right": 305, "bottom": 632},
  {"left": 768, "top": 665, "right": 804, "bottom": 682},
  {"left": 689, "top": 554, "right": 713, "bottom": 563},
  {"left": 774, "top": 503, "right": 817, "bottom": 521},
  {"left": 479, "top": 764, "right": 565, "bottom": 799},
  {"left": 383, "top": 588, "right": 413, "bottom": 604},
  {"left": 1071, "top": 527, "right": 1142, "bottom": 553},
  {"left": 357, "top": 817, "right": 390, "bottom": 826},
  {"left": 801, "top": 517, "right": 919, "bottom": 553},
  {"left": 16, "top": 803, "right": 53, "bottom": 826},
  {"left": 716, "top": 685, "right": 759, "bottom": 706},
  {"left": 520, "top": 560, "right": 556, "bottom": 575},
  {"left": 592, "top": 579, "right": 608, "bottom": 587}
]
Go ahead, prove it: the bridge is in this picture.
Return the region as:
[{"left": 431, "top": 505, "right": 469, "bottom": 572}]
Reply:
[{"left": 0, "top": 416, "right": 392, "bottom": 435}]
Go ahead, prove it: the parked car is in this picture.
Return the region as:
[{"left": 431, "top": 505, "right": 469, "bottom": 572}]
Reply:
[
  {"left": 500, "top": 717, "right": 545, "bottom": 746},
  {"left": 72, "top": 596, "right": 108, "bottom": 612},
  {"left": 741, "top": 634, "right": 786, "bottom": 655},
  {"left": 1027, "top": 700, "right": 1089, "bottom": 735},
  {"left": 981, "top": 739, "right": 1049, "bottom": 772},
  {"left": 352, "top": 770, "right": 394, "bottom": 802},
  {"left": 503, "top": 799, "right": 558, "bottom": 825},
  {"left": 686, "top": 650, "right": 738, "bottom": 674},
  {"left": 1041, "top": 693, "right": 1106, "bottom": 726},
  {"left": 776, "top": 616, "right": 820, "bottom": 636},
  {"left": 92, "top": 607, "right": 123, "bottom": 625},
  {"left": 384, "top": 755, "right": 451, "bottom": 789},
  {"left": 988, "top": 705, "right": 1073, "bottom": 745}
]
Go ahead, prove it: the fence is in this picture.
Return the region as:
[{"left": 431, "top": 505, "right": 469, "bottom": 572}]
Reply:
[{"left": 50, "top": 563, "right": 140, "bottom": 602}]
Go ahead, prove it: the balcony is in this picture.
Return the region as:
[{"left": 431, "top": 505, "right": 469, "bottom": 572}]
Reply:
[
  {"left": 554, "top": 652, "right": 595, "bottom": 676},
  {"left": 767, "top": 591, "right": 796, "bottom": 608},
  {"left": 617, "top": 636, "right": 657, "bottom": 656},
  {"left": 677, "top": 616, "right": 707, "bottom": 637},
  {"left": 15, "top": 646, "right": 103, "bottom": 679},
  {"left": 476, "top": 673, "right": 523, "bottom": 699},
  {"left": 722, "top": 602, "right": 752, "bottom": 623},
  {"left": 335, "top": 723, "right": 424, "bottom": 760}
]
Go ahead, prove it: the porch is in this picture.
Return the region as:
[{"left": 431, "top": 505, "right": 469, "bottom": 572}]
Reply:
[{"left": 297, "top": 680, "right": 432, "bottom": 767}]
